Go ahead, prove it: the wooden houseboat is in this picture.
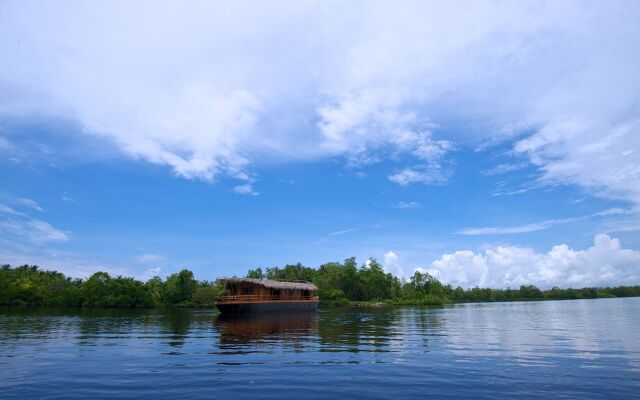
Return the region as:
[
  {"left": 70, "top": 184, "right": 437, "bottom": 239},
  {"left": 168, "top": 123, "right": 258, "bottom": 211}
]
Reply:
[{"left": 215, "top": 278, "right": 319, "bottom": 314}]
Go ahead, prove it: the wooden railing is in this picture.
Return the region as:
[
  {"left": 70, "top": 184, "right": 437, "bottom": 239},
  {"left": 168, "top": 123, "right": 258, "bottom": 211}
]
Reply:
[{"left": 216, "top": 294, "right": 319, "bottom": 302}]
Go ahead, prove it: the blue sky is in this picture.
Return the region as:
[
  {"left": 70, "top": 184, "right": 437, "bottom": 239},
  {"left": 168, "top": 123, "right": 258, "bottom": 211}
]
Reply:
[{"left": 1, "top": 1, "right": 639, "bottom": 288}]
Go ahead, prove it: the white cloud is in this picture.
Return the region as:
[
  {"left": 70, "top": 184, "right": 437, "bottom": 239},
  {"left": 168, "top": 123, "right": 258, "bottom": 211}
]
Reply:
[
  {"left": 25, "top": 220, "right": 69, "bottom": 242},
  {"left": 515, "top": 118, "right": 640, "bottom": 203},
  {"left": 483, "top": 162, "right": 529, "bottom": 176},
  {"left": 389, "top": 165, "right": 449, "bottom": 186},
  {"left": 16, "top": 198, "right": 43, "bottom": 212},
  {"left": 0, "top": 219, "right": 69, "bottom": 243},
  {"left": 386, "top": 132, "right": 452, "bottom": 185},
  {"left": 392, "top": 201, "right": 421, "bottom": 209},
  {"left": 458, "top": 218, "right": 575, "bottom": 235},
  {"left": 143, "top": 267, "right": 164, "bottom": 280},
  {"left": 0, "top": 244, "right": 141, "bottom": 279},
  {"left": 328, "top": 228, "right": 356, "bottom": 236},
  {"left": 457, "top": 208, "right": 633, "bottom": 235},
  {"left": 0, "top": 204, "right": 25, "bottom": 216},
  {"left": 0, "top": 202, "right": 69, "bottom": 243},
  {"left": 0, "top": 1, "right": 638, "bottom": 200},
  {"left": 383, "top": 251, "right": 404, "bottom": 277},
  {"left": 422, "top": 234, "right": 640, "bottom": 289},
  {"left": 0, "top": 136, "right": 11, "bottom": 151},
  {"left": 136, "top": 253, "right": 164, "bottom": 263},
  {"left": 232, "top": 183, "right": 259, "bottom": 196}
]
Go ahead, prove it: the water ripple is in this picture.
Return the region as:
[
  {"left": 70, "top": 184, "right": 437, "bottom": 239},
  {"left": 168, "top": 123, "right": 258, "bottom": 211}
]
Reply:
[{"left": 1, "top": 298, "right": 639, "bottom": 399}]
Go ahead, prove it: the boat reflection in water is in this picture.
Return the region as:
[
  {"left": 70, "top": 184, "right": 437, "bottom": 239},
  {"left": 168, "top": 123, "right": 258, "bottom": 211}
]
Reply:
[{"left": 215, "top": 312, "right": 319, "bottom": 345}]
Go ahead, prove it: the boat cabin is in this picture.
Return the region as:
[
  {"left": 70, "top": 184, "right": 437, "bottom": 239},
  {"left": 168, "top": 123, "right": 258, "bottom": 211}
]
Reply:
[{"left": 217, "top": 278, "right": 318, "bottom": 302}]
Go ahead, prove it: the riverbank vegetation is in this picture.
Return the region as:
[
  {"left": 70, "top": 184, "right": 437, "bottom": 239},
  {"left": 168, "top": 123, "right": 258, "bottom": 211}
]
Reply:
[
  {"left": 247, "top": 258, "right": 640, "bottom": 305},
  {"left": 2, "top": 261, "right": 640, "bottom": 308},
  {"left": 0, "top": 265, "right": 222, "bottom": 308}
]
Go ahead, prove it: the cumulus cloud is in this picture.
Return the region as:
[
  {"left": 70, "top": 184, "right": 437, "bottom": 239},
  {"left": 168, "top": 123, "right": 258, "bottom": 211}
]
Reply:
[
  {"left": 383, "top": 251, "right": 404, "bottom": 277},
  {"left": 1, "top": 1, "right": 638, "bottom": 198},
  {"left": 422, "top": 234, "right": 640, "bottom": 288}
]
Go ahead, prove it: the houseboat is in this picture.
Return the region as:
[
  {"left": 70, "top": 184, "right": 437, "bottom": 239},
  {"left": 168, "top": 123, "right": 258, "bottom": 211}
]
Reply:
[{"left": 215, "top": 278, "right": 319, "bottom": 314}]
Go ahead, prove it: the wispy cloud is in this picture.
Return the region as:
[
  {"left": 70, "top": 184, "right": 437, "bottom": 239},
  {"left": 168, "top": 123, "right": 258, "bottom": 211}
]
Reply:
[
  {"left": 0, "top": 201, "right": 68, "bottom": 243},
  {"left": 0, "top": 204, "right": 26, "bottom": 216},
  {"left": 491, "top": 188, "right": 530, "bottom": 197},
  {"left": 483, "top": 162, "right": 529, "bottom": 176},
  {"left": 0, "top": 137, "right": 11, "bottom": 151},
  {"left": 0, "top": 243, "right": 138, "bottom": 280},
  {"left": 457, "top": 208, "right": 632, "bottom": 235},
  {"left": 457, "top": 219, "right": 571, "bottom": 235},
  {"left": 137, "top": 253, "right": 165, "bottom": 263},
  {"left": 328, "top": 228, "right": 356, "bottom": 236},
  {"left": 16, "top": 198, "right": 43, "bottom": 212},
  {"left": 25, "top": 220, "right": 69, "bottom": 242},
  {"left": 144, "top": 267, "right": 164, "bottom": 280},
  {"left": 0, "top": 218, "right": 69, "bottom": 242},
  {"left": 389, "top": 165, "right": 449, "bottom": 186},
  {"left": 232, "top": 184, "right": 259, "bottom": 196},
  {"left": 392, "top": 201, "right": 421, "bottom": 209}
]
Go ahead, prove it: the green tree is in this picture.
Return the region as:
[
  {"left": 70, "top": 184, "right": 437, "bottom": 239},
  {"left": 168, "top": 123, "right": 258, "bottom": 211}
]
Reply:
[
  {"left": 164, "top": 269, "right": 197, "bottom": 305},
  {"left": 192, "top": 286, "right": 219, "bottom": 307},
  {"left": 246, "top": 267, "right": 264, "bottom": 279},
  {"left": 145, "top": 276, "right": 165, "bottom": 304}
]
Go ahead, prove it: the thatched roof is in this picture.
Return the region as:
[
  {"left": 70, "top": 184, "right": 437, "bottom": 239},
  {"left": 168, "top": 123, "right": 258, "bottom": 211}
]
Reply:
[{"left": 219, "top": 277, "right": 318, "bottom": 291}]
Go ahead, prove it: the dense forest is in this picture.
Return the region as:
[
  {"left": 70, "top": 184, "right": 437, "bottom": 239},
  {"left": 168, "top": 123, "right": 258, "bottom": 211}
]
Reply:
[
  {"left": 0, "top": 264, "right": 222, "bottom": 308},
  {"left": 2, "top": 261, "right": 640, "bottom": 308}
]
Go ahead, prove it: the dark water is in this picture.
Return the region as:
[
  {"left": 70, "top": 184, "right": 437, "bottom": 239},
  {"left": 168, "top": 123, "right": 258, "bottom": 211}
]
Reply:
[{"left": 1, "top": 298, "right": 639, "bottom": 399}]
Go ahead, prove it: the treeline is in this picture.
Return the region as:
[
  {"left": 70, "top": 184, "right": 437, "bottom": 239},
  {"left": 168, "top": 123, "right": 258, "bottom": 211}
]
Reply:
[
  {"left": 2, "top": 261, "right": 640, "bottom": 308},
  {"left": 0, "top": 265, "right": 223, "bottom": 308},
  {"left": 245, "top": 258, "right": 640, "bottom": 305}
]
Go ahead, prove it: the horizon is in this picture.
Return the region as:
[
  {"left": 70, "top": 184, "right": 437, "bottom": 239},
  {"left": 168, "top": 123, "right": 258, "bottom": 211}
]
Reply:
[{"left": 1, "top": 1, "right": 639, "bottom": 289}]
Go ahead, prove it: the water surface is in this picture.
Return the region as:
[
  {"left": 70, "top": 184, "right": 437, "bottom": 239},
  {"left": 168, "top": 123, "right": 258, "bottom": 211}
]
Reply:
[{"left": 1, "top": 298, "right": 639, "bottom": 399}]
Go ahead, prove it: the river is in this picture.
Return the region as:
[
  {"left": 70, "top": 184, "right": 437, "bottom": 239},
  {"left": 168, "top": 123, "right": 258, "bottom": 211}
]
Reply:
[{"left": 1, "top": 297, "right": 639, "bottom": 399}]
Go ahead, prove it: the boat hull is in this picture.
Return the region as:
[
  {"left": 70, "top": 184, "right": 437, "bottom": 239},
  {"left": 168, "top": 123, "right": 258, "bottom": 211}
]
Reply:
[{"left": 215, "top": 300, "right": 318, "bottom": 314}]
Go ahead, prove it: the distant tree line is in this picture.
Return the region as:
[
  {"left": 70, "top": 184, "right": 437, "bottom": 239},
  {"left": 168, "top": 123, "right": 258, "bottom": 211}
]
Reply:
[
  {"left": 2, "top": 261, "right": 640, "bottom": 308},
  {"left": 0, "top": 264, "right": 223, "bottom": 308},
  {"left": 246, "top": 258, "right": 640, "bottom": 305}
]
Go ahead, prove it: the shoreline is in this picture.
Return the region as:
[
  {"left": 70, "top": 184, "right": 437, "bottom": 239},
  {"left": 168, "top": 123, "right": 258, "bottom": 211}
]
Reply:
[{"left": 3, "top": 294, "right": 640, "bottom": 312}]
